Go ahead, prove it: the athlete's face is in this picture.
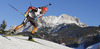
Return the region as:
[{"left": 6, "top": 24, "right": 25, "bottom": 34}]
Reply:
[{"left": 41, "top": 10, "right": 47, "bottom": 14}]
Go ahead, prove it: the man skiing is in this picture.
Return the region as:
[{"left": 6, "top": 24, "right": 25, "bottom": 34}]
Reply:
[{"left": 10, "top": 5, "right": 49, "bottom": 41}]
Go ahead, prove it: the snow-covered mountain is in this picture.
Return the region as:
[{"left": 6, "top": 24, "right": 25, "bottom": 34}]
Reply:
[
  {"left": 6, "top": 14, "right": 88, "bottom": 32},
  {"left": 6, "top": 25, "right": 17, "bottom": 31},
  {"left": 39, "top": 14, "right": 87, "bottom": 27}
]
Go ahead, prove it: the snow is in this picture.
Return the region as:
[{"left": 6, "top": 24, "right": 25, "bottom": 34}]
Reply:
[
  {"left": 1, "top": 35, "right": 95, "bottom": 49},
  {"left": 86, "top": 42, "right": 100, "bottom": 49},
  {"left": 0, "top": 35, "right": 73, "bottom": 49},
  {"left": 40, "top": 14, "right": 88, "bottom": 27}
]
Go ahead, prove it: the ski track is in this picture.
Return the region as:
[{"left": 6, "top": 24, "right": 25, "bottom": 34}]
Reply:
[{"left": 0, "top": 35, "right": 73, "bottom": 49}]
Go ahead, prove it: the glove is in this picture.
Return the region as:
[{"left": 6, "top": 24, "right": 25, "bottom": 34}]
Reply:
[
  {"left": 24, "top": 14, "right": 28, "bottom": 17},
  {"left": 36, "top": 19, "right": 39, "bottom": 23}
]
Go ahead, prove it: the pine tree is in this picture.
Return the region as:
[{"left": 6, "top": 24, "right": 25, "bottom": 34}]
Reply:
[{"left": 0, "top": 20, "right": 7, "bottom": 34}]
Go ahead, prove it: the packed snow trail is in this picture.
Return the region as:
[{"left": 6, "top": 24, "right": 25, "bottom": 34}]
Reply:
[{"left": 0, "top": 35, "right": 72, "bottom": 49}]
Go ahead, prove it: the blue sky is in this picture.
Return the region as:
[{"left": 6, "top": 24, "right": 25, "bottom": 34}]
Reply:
[{"left": 0, "top": 0, "right": 100, "bottom": 29}]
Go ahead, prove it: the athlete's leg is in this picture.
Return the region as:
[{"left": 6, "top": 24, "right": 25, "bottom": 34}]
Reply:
[
  {"left": 27, "top": 17, "right": 38, "bottom": 40},
  {"left": 11, "top": 18, "right": 29, "bottom": 34}
]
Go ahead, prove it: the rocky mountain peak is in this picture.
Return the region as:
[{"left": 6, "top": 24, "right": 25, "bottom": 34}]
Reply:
[{"left": 40, "top": 14, "right": 87, "bottom": 27}]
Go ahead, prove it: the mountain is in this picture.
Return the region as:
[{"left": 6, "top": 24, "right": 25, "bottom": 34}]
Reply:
[
  {"left": 39, "top": 14, "right": 87, "bottom": 27},
  {"left": 6, "top": 25, "right": 17, "bottom": 31},
  {"left": 51, "top": 24, "right": 100, "bottom": 48}
]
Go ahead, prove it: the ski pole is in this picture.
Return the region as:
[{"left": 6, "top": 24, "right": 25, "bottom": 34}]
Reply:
[
  {"left": 43, "top": 3, "right": 52, "bottom": 7},
  {"left": 9, "top": 4, "right": 24, "bottom": 15},
  {"left": 30, "top": 2, "right": 32, "bottom": 6}
]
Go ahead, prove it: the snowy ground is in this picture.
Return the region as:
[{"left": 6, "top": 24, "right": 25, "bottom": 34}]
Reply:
[
  {"left": 1, "top": 35, "right": 98, "bottom": 49},
  {"left": 0, "top": 35, "right": 74, "bottom": 49}
]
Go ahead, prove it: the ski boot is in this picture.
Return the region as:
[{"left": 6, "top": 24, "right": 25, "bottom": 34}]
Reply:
[
  {"left": 2, "top": 31, "right": 15, "bottom": 37},
  {"left": 9, "top": 30, "right": 15, "bottom": 35},
  {"left": 28, "top": 34, "right": 34, "bottom": 41}
]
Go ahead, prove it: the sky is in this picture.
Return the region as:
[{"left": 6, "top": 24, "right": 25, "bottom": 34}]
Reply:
[{"left": 0, "top": 0, "right": 100, "bottom": 29}]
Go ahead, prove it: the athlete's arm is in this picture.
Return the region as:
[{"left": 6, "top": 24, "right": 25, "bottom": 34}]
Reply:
[
  {"left": 25, "top": 6, "right": 36, "bottom": 14},
  {"left": 38, "top": 15, "right": 43, "bottom": 20}
]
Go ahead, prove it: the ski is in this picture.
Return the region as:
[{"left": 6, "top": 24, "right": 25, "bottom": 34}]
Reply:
[
  {"left": 2, "top": 34, "right": 23, "bottom": 37},
  {"left": 13, "top": 36, "right": 49, "bottom": 46},
  {"left": 1, "top": 34, "right": 22, "bottom": 41},
  {"left": 3, "top": 36, "right": 11, "bottom": 40},
  {"left": 1, "top": 35, "right": 11, "bottom": 40},
  {"left": 23, "top": 39, "right": 47, "bottom": 46}
]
